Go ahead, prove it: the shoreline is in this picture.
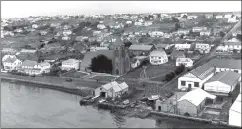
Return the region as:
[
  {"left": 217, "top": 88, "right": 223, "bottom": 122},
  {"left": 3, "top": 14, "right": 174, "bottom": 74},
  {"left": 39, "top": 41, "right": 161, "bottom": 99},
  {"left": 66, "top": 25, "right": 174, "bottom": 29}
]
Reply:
[{"left": 1, "top": 74, "right": 239, "bottom": 128}]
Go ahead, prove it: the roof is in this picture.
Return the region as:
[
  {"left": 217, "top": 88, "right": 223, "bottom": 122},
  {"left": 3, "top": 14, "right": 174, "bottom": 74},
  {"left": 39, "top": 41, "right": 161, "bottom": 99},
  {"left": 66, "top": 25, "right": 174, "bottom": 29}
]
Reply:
[
  {"left": 102, "top": 83, "right": 113, "bottom": 90},
  {"left": 178, "top": 89, "right": 216, "bottom": 106},
  {"left": 20, "top": 49, "right": 37, "bottom": 53},
  {"left": 205, "top": 71, "right": 241, "bottom": 86},
  {"left": 176, "top": 58, "right": 193, "bottom": 63},
  {"left": 81, "top": 50, "right": 115, "bottom": 69},
  {"left": 21, "top": 60, "right": 38, "bottom": 67},
  {"left": 189, "top": 63, "right": 215, "bottom": 80},
  {"left": 171, "top": 50, "right": 185, "bottom": 57},
  {"left": 101, "top": 81, "right": 129, "bottom": 92},
  {"left": 4, "top": 57, "right": 18, "bottom": 63},
  {"left": 128, "top": 44, "right": 153, "bottom": 51},
  {"left": 149, "top": 50, "right": 167, "bottom": 57},
  {"left": 38, "top": 62, "right": 50, "bottom": 67},
  {"left": 207, "top": 58, "right": 241, "bottom": 70},
  {"left": 63, "top": 59, "right": 79, "bottom": 64},
  {"left": 230, "top": 94, "right": 241, "bottom": 114},
  {"left": 110, "top": 81, "right": 123, "bottom": 92}
]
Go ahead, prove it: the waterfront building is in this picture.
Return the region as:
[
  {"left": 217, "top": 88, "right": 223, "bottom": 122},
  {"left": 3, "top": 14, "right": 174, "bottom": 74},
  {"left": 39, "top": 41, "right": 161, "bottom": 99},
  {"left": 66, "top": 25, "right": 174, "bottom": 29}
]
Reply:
[{"left": 61, "top": 59, "right": 81, "bottom": 71}]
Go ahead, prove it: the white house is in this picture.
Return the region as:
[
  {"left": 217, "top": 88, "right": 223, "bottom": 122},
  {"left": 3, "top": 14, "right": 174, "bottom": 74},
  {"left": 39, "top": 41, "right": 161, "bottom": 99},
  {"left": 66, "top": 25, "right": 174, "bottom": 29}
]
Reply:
[
  {"left": 228, "top": 16, "right": 238, "bottom": 23},
  {"left": 192, "top": 27, "right": 207, "bottom": 32},
  {"left": 130, "top": 56, "right": 148, "bottom": 69},
  {"left": 195, "top": 43, "right": 211, "bottom": 54},
  {"left": 35, "top": 62, "right": 51, "bottom": 74},
  {"left": 144, "top": 21, "right": 153, "bottom": 26},
  {"left": 2, "top": 55, "right": 17, "bottom": 62},
  {"left": 215, "top": 15, "right": 223, "bottom": 19},
  {"left": 178, "top": 63, "right": 215, "bottom": 90},
  {"left": 215, "top": 45, "right": 228, "bottom": 53},
  {"left": 94, "top": 81, "right": 129, "bottom": 99},
  {"left": 200, "top": 30, "right": 211, "bottom": 36},
  {"left": 61, "top": 59, "right": 81, "bottom": 71},
  {"left": 229, "top": 94, "right": 241, "bottom": 127},
  {"left": 149, "top": 50, "right": 168, "bottom": 65},
  {"left": 149, "top": 31, "right": 164, "bottom": 37},
  {"left": 224, "top": 38, "right": 241, "bottom": 52},
  {"left": 177, "top": 29, "right": 190, "bottom": 35},
  {"left": 63, "top": 30, "right": 72, "bottom": 36},
  {"left": 204, "top": 71, "right": 241, "bottom": 95},
  {"left": 32, "top": 24, "right": 38, "bottom": 29},
  {"left": 2, "top": 56, "right": 22, "bottom": 71},
  {"left": 224, "top": 14, "right": 232, "bottom": 19},
  {"left": 97, "top": 24, "right": 106, "bottom": 29},
  {"left": 187, "top": 15, "right": 198, "bottom": 20},
  {"left": 208, "top": 58, "right": 241, "bottom": 74},
  {"left": 175, "top": 43, "right": 191, "bottom": 50},
  {"left": 134, "top": 22, "right": 143, "bottom": 26},
  {"left": 126, "top": 21, "right": 132, "bottom": 24},
  {"left": 176, "top": 58, "right": 193, "bottom": 68},
  {"left": 62, "top": 36, "right": 71, "bottom": 40}
]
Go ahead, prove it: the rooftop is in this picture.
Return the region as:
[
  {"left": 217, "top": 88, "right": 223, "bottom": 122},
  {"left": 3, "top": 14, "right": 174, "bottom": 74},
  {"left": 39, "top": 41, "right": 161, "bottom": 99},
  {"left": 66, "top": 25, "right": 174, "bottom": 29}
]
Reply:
[
  {"left": 178, "top": 88, "right": 216, "bottom": 106},
  {"left": 189, "top": 63, "right": 215, "bottom": 80},
  {"left": 205, "top": 71, "right": 241, "bottom": 86},
  {"left": 149, "top": 50, "right": 167, "bottom": 57},
  {"left": 207, "top": 58, "right": 241, "bottom": 70},
  {"left": 128, "top": 44, "right": 153, "bottom": 51}
]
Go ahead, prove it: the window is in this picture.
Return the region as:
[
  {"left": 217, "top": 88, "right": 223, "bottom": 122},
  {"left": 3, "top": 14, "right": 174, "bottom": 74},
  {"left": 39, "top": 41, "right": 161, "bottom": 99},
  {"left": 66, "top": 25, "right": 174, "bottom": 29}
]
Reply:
[
  {"left": 234, "top": 70, "right": 238, "bottom": 73},
  {"left": 194, "top": 82, "right": 199, "bottom": 87},
  {"left": 159, "top": 57, "right": 161, "bottom": 59},
  {"left": 181, "top": 81, "right": 186, "bottom": 86}
]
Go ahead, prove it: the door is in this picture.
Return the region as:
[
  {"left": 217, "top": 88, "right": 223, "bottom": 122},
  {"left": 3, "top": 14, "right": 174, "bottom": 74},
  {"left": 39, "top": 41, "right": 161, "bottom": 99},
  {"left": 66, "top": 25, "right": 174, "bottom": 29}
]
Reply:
[
  {"left": 188, "top": 84, "right": 192, "bottom": 91},
  {"left": 158, "top": 106, "right": 161, "bottom": 111},
  {"left": 100, "top": 92, "right": 106, "bottom": 98}
]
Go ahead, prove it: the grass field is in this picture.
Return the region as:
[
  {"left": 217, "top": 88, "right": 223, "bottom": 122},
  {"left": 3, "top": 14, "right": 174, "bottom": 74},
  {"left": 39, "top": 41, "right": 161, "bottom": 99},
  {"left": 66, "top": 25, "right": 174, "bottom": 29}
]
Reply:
[
  {"left": 90, "top": 75, "right": 117, "bottom": 82},
  {"left": 62, "top": 71, "right": 88, "bottom": 78}
]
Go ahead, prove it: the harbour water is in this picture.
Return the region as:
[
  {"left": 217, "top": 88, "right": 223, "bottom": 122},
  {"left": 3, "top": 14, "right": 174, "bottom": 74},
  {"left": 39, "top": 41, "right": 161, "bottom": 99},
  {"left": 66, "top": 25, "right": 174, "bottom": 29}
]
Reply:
[{"left": 1, "top": 81, "right": 225, "bottom": 128}]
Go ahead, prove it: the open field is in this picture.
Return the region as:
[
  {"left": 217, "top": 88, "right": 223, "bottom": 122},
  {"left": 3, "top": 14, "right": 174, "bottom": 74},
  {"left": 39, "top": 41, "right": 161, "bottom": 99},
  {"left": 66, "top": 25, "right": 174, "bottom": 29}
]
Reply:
[
  {"left": 62, "top": 71, "right": 88, "bottom": 78},
  {"left": 90, "top": 75, "right": 117, "bottom": 82}
]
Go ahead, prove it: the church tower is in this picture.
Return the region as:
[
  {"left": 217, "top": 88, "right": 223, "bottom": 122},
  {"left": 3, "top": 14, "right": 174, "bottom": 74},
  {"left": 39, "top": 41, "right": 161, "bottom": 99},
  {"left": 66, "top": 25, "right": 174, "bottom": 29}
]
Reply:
[{"left": 113, "top": 45, "right": 130, "bottom": 75}]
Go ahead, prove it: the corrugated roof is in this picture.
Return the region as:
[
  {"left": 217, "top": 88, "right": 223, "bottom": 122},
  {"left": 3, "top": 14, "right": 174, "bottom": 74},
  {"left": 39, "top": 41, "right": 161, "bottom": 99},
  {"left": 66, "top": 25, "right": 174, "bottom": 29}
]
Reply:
[
  {"left": 178, "top": 89, "right": 216, "bottom": 106},
  {"left": 4, "top": 57, "right": 18, "bottom": 63},
  {"left": 190, "top": 63, "right": 215, "bottom": 80},
  {"left": 149, "top": 50, "right": 167, "bottom": 57},
  {"left": 207, "top": 58, "right": 241, "bottom": 70},
  {"left": 230, "top": 94, "right": 241, "bottom": 113},
  {"left": 81, "top": 50, "right": 115, "bottom": 69},
  {"left": 205, "top": 71, "right": 241, "bottom": 86},
  {"left": 128, "top": 44, "right": 153, "bottom": 51},
  {"left": 21, "top": 60, "right": 38, "bottom": 67}
]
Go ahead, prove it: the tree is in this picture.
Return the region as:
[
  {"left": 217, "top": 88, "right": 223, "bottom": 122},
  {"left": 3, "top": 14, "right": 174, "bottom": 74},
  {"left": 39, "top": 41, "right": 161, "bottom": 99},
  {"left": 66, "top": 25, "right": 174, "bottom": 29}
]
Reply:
[
  {"left": 219, "top": 31, "right": 226, "bottom": 38},
  {"left": 124, "top": 41, "right": 132, "bottom": 48},
  {"left": 172, "top": 17, "right": 179, "bottom": 22},
  {"left": 165, "top": 72, "right": 175, "bottom": 81},
  {"left": 89, "top": 55, "right": 113, "bottom": 74},
  {"left": 175, "top": 23, "right": 181, "bottom": 31},
  {"left": 175, "top": 64, "right": 185, "bottom": 75},
  {"left": 180, "top": 34, "right": 185, "bottom": 39}
]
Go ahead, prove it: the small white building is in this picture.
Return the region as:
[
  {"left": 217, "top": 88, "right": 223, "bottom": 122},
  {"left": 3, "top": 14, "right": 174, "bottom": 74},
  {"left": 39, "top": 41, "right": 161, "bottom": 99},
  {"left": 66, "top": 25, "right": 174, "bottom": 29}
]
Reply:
[
  {"left": 192, "top": 27, "right": 207, "bottom": 32},
  {"left": 62, "top": 36, "right": 71, "bottom": 40},
  {"left": 149, "top": 50, "right": 168, "bottom": 65},
  {"left": 130, "top": 56, "right": 148, "bottom": 69},
  {"left": 208, "top": 58, "right": 241, "bottom": 74},
  {"left": 176, "top": 58, "right": 193, "bottom": 68},
  {"left": 178, "top": 64, "right": 215, "bottom": 90},
  {"left": 175, "top": 43, "right": 191, "bottom": 50},
  {"left": 149, "top": 31, "right": 164, "bottom": 37},
  {"left": 144, "top": 21, "right": 153, "bottom": 26},
  {"left": 126, "top": 21, "right": 132, "bottom": 24},
  {"left": 61, "top": 59, "right": 81, "bottom": 71},
  {"left": 215, "top": 45, "right": 228, "bottom": 53},
  {"left": 215, "top": 15, "right": 223, "bottom": 19},
  {"left": 229, "top": 94, "right": 241, "bottom": 127},
  {"left": 187, "top": 15, "right": 198, "bottom": 20},
  {"left": 177, "top": 29, "right": 190, "bottom": 35},
  {"left": 94, "top": 81, "right": 129, "bottom": 99},
  {"left": 97, "top": 24, "right": 106, "bottom": 29},
  {"left": 228, "top": 16, "right": 238, "bottom": 23},
  {"left": 63, "top": 30, "right": 72, "bottom": 36},
  {"left": 32, "top": 24, "right": 38, "bottom": 29},
  {"left": 204, "top": 71, "right": 241, "bottom": 95},
  {"left": 35, "top": 62, "right": 51, "bottom": 74},
  {"left": 195, "top": 43, "right": 211, "bottom": 54},
  {"left": 2, "top": 55, "right": 17, "bottom": 62},
  {"left": 200, "top": 30, "right": 211, "bottom": 36},
  {"left": 2, "top": 56, "right": 22, "bottom": 71},
  {"left": 224, "top": 38, "right": 241, "bottom": 52},
  {"left": 134, "top": 22, "right": 143, "bottom": 26}
]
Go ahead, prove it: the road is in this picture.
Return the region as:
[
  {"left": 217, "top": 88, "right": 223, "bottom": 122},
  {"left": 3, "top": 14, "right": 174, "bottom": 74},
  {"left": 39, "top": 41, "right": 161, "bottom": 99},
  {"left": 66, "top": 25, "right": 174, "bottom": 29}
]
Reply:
[{"left": 222, "top": 19, "right": 241, "bottom": 42}]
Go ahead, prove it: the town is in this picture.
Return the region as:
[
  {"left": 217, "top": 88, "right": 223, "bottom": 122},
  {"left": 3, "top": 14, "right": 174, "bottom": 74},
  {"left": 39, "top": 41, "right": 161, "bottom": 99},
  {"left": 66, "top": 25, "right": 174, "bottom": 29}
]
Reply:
[{"left": 1, "top": 12, "right": 241, "bottom": 128}]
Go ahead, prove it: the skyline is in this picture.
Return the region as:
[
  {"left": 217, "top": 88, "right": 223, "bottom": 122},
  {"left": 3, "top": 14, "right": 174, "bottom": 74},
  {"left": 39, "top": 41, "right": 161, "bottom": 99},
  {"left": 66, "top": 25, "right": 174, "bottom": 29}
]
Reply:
[{"left": 1, "top": 1, "right": 241, "bottom": 18}]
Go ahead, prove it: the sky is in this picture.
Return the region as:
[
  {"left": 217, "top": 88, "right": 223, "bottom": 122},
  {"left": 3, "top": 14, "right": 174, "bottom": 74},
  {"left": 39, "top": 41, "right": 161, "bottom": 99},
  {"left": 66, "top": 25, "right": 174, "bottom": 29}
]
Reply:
[{"left": 1, "top": 1, "right": 241, "bottom": 18}]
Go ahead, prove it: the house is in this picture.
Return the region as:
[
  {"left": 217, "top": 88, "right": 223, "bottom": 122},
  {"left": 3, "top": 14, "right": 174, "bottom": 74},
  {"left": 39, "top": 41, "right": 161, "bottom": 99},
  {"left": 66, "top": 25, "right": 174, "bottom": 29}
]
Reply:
[
  {"left": 174, "top": 43, "right": 191, "bottom": 50},
  {"left": 37, "top": 61, "right": 51, "bottom": 74},
  {"left": 144, "top": 21, "right": 153, "bottom": 26},
  {"left": 32, "top": 24, "right": 38, "bottom": 29},
  {"left": 192, "top": 27, "right": 207, "bottom": 32},
  {"left": 128, "top": 44, "right": 155, "bottom": 56},
  {"left": 170, "top": 50, "right": 186, "bottom": 60},
  {"left": 223, "top": 38, "right": 241, "bottom": 53},
  {"left": 187, "top": 15, "right": 198, "bottom": 20},
  {"left": 177, "top": 29, "right": 190, "bottom": 35},
  {"left": 19, "top": 60, "right": 39, "bottom": 75},
  {"left": 63, "top": 30, "right": 72, "bottom": 36},
  {"left": 130, "top": 56, "right": 148, "bottom": 69},
  {"left": 207, "top": 58, "right": 241, "bottom": 74},
  {"left": 90, "top": 46, "right": 109, "bottom": 51},
  {"left": 224, "top": 14, "right": 233, "bottom": 19},
  {"left": 215, "top": 45, "right": 228, "bottom": 53},
  {"left": 195, "top": 43, "right": 211, "bottom": 54},
  {"left": 126, "top": 21, "right": 132, "bottom": 24},
  {"left": 228, "top": 16, "right": 238, "bottom": 23},
  {"left": 97, "top": 24, "right": 106, "bottom": 29},
  {"left": 204, "top": 71, "right": 241, "bottom": 96},
  {"left": 176, "top": 58, "right": 193, "bottom": 68},
  {"left": 19, "top": 49, "right": 37, "bottom": 55},
  {"left": 177, "top": 88, "right": 216, "bottom": 116},
  {"left": 62, "top": 36, "right": 71, "bottom": 40},
  {"left": 2, "top": 55, "right": 17, "bottom": 62},
  {"left": 215, "top": 15, "right": 223, "bottom": 19},
  {"left": 40, "top": 31, "right": 47, "bottom": 36},
  {"left": 229, "top": 94, "right": 241, "bottom": 127},
  {"left": 205, "top": 14, "right": 213, "bottom": 19},
  {"left": 200, "top": 30, "right": 211, "bottom": 36},
  {"left": 149, "top": 50, "right": 168, "bottom": 65},
  {"left": 94, "top": 81, "right": 129, "bottom": 99},
  {"left": 155, "top": 44, "right": 172, "bottom": 50},
  {"left": 149, "top": 31, "right": 164, "bottom": 37},
  {"left": 80, "top": 48, "right": 130, "bottom": 75},
  {"left": 155, "top": 92, "right": 186, "bottom": 113},
  {"left": 178, "top": 63, "right": 215, "bottom": 90},
  {"left": 2, "top": 56, "right": 22, "bottom": 71},
  {"left": 61, "top": 59, "right": 81, "bottom": 71},
  {"left": 134, "top": 21, "right": 143, "bottom": 26}
]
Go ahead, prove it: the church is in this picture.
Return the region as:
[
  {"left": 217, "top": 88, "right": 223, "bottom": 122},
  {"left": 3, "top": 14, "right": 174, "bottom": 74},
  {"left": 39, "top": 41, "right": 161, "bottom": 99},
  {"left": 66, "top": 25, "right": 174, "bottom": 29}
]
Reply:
[{"left": 80, "top": 45, "right": 130, "bottom": 75}]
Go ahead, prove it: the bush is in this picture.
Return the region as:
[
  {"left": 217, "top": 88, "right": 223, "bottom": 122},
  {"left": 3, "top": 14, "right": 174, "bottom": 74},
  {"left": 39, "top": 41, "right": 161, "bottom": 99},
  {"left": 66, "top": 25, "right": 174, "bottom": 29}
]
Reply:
[
  {"left": 165, "top": 72, "right": 175, "bottom": 81},
  {"left": 175, "top": 64, "right": 185, "bottom": 75},
  {"left": 184, "top": 112, "right": 190, "bottom": 117}
]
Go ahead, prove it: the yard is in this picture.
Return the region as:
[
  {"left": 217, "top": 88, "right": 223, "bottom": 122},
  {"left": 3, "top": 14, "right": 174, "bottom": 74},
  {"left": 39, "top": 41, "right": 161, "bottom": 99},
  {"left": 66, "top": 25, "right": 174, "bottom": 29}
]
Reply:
[
  {"left": 122, "top": 62, "right": 176, "bottom": 82},
  {"left": 89, "top": 75, "right": 117, "bottom": 82},
  {"left": 62, "top": 71, "right": 89, "bottom": 78}
]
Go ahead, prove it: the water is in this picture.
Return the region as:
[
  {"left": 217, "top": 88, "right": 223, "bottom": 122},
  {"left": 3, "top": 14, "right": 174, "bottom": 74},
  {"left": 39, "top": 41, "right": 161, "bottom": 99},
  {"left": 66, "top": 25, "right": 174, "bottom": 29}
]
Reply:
[{"left": 1, "top": 81, "right": 225, "bottom": 128}]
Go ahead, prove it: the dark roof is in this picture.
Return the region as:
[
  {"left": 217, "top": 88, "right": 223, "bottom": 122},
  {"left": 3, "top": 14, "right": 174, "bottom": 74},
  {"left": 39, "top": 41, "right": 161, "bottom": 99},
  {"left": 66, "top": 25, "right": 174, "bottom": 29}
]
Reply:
[
  {"left": 207, "top": 58, "right": 241, "bottom": 70},
  {"left": 190, "top": 63, "right": 215, "bottom": 80},
  {"left": 171, "top": 50, "right": 185, "bottom": 57},
  {"left": 205, "top": 71, "right": 241, "bottom": 86}
]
